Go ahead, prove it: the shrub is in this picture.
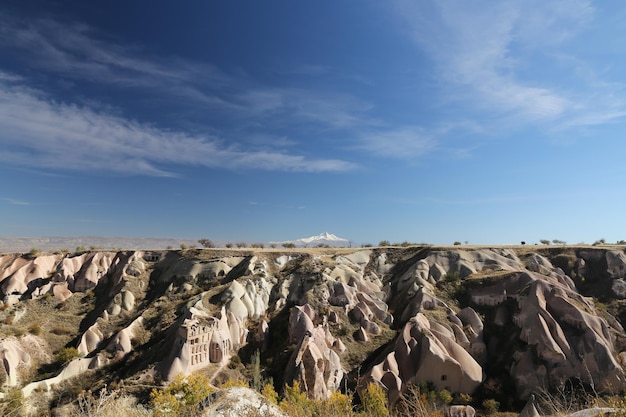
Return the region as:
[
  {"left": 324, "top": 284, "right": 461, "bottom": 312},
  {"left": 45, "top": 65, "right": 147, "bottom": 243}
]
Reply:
[
  {"left": 55, "top": 347, "right": 80, "bottom": 365},
  {"left": 438, "top": 389, "right": 453, "bottom": 405},
  {"left": 51, "top": 326, "right": 73, "bottom": 335},
  {"left": 150, "top": 373, "right": 215, "bottom": 417},
  {"left": 250, "top": 349, "right": 262, "bottom": 391},
  {"left": 236, "top": 242, "right": 248, "bottom": 248},
  {"left": 394, "top": 384, "right": 444, "bottom": 417},
  {"left": 28, "top": 323, "right": 42, "bottom": 335},
  {"left": 282, "top": 243, "right": 296, "bottom": 249},
  {"left": 220, "top": 378, "right": 249, "bottom": 388},
  {"left": 225, "top": 243, "right": 233, "bottom": 248},
  {"left": 261, "top": 383, "right": 279, "bottom": 405},
  {"left": 0, "top": 388, "right": 24, "bottom": 416},
  {"left": 444, "top": 272, "right": 461, "bottom": 283},
  {"left": 198, "top": 239, "right": 214, "bottom": 248},
  {"left": 482, "top": 398, "right": 499, "bottom": 415},
  {"left": 228, "top": 354, "right": 241, "bottom": 369},
  {"left": 180, "top": 243, "right": 188, "bottom": 250},
  {"left": 323, "top": 391, "right": 354, "bottom": 414},
  {"left": 453, "top": 241, "right": 462, "bottom": 246},
  {"left": 360, "top": 382, "right": 389, "bottom": 417},
  {"left": 29, "top": 247, "right": 41, "bottom": 257},
  {"left": 540, "top": 239, "right": 551, "bottom": 245},
  {"left": 279, "top": 381, "right": 309, "bottom": 417},
  {"left": 379, "top": 240, "right": 390, "bottom": 247},
  {"left": 75, "top": 387, "right": 151, "bottom": 417}
]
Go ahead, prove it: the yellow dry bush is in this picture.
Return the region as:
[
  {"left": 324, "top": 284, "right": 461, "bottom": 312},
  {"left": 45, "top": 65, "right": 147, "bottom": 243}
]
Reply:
[
  {"left": 150, "top": 373, "right": 215, "bottom": 417},
  {"left": 319, "top": 390, "right": 354, "bottom": 415},
  {"left": 279, "top": 381, "right": 310, "bottom": 417},
  {"left": 220, "top": 378, "right": 249, "bottom": 389},
  {"left": 279, "top": 382, "right": 357, "bottom": 417},
  {"left": 360, "top": 382, "right": 389, "bottom": 417},
  {"left": 0, "top": 388, "right": 24, "bottom": 417},
  {"left": 261, "top": 383, "right": 279, "bottom": 405}
]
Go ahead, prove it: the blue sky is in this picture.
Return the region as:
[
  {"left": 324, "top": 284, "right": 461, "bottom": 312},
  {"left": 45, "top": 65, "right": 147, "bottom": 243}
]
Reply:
[{"left": 1, "top": 0, "right": 625, "bottom": 245}]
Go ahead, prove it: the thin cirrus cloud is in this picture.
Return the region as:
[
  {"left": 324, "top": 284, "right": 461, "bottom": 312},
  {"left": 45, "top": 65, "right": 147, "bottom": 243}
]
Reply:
[
  {"left": 0, "top": 11, "right": 377, "bottom": 131},
  {"left": 357, "top": 127, "right": 437, "bottom": 159},
  {"left": 236, "top": 88, "right": 375, "bottom": 129},
  {"left": 4, "top": 198, "right": 31, "bottom": 206},
  {"left": 0, "top": 9, "right": 448, "bottom": 171},
  {"left": 0, "top": 11, "right": 364, "bottom": 175},
  {"left": 0, "top": 77, "right": 357, "bottom": 175},
  {"left": 0, "top": 14, "right": 228, "bottom": 89},
  {"left": 393, "top": 0, "right": 626, "bottom": 129}
]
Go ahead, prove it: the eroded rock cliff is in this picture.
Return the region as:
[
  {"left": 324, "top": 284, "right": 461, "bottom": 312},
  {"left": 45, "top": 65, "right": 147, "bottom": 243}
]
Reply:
[{"left": 0, "top": 245, "right": 625, "bottom": 412}]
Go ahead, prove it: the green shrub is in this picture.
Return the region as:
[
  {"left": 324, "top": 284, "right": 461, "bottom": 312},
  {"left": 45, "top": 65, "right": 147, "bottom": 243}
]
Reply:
[
  {"left": 55, "top": 347, "right": 80, "bottom": 365},
  {"left": 482, "top": 398, "right": 500, "bottom": 415},
  {"left": 438, "top": 389, "right": 452, "bottom": 404}
]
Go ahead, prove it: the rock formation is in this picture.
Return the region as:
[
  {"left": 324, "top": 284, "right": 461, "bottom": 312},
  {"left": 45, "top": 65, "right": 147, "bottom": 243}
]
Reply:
[
  {"left": 0, "top": 245, "right": 624, "bottom": 415},
  {"left": 284, "top": 305, "right": 344, "bottom": 400}
]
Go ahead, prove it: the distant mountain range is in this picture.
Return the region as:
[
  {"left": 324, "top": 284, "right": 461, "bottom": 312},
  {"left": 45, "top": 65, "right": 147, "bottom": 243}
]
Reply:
[{"left": 274, "top": 232, "right": 351, "bottom": 247}]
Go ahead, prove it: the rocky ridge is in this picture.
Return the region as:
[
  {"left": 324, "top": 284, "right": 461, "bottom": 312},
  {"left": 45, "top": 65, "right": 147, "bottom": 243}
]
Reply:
[{"left": 0, "top": 245, "right": 625, "bottom": 412}]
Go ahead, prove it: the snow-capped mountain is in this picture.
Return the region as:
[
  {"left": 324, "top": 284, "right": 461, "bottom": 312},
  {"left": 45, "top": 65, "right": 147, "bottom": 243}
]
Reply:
[{"left": 275, "top": 232, "right": 350, "bottom": 247}]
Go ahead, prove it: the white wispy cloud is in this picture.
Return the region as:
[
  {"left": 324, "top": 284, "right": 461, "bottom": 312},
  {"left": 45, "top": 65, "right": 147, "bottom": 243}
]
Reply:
[
  {"left": 0, "top": 12, "right": 377, "bottom": 132},
  {"left": 393, "top": 0, "right": 626, "bottom": 128},
  {"left": 0, "top": 79, "right": 356, "bottom": 175},
  {"left": 0, "top": 15, "right": 228, "bottom": 90},
  {"left": 357, "top": 127, "right": 437, "bottom": 158},
  {"left": 237, "top": 88, "right": 377, "bottom": 129},
  {"left": 4, "top": 198, "right": 31, "bottom": 205},
  {"left": 0, "top": 8, "right": 453, "bottom": 167}
]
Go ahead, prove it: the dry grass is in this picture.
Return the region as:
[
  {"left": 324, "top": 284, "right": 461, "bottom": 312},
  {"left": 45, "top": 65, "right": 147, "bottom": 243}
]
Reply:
[{"left": 65, "top": 387, "right": 151, "bottom": 417}]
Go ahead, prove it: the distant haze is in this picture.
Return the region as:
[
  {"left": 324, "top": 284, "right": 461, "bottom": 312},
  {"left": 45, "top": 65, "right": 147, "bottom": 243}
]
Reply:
[
  {"left": 0, "top": 232, "right": 352, "bottom": 253},
  {"left": 0, "top": 237, "right": 200, "bottom": 253}
]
